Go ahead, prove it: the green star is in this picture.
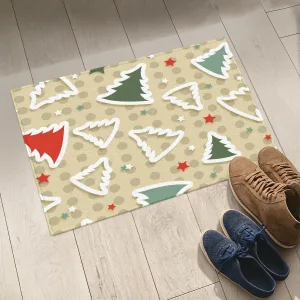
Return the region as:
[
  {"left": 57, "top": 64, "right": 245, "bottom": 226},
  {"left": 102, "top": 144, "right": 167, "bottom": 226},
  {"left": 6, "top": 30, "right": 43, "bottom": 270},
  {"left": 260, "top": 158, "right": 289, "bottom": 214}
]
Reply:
[
  {"left": 194, "top": 44, "right": 200, "bottom": 49},
  {"left": 210, "top": 172, "right": 217, "bottom": 178},
  {"left": 121, "top": 165, "right": 127, "bottom": 171},
  {"left": 61, "top": 213, "right": 69, "bottom": 220},
  {"left": 247, "top": 127, "right": 253, "bottom": 133},
  {"left": 77, "top": 105, "right": 84, "bottom": 111},
  {"left": 205, "top": 84, "right": 212, "bottom": 89},
  {"left": 141, "top": 109, "right": 148, "bottom": 115}
]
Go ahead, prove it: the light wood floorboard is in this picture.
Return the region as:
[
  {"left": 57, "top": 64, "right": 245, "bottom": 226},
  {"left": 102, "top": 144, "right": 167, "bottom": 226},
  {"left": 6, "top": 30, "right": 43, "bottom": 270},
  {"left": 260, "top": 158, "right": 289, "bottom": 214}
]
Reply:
[
  {"left": 74, "top": 213, "right": 159, "bottom": 300},
  {"left": 268, "top": 5, "right": 300, "bottom": 37},
  {"left": 172, "top": 283, "right": 226, "bottom": 300},
  {"left": 261, "top": 0, "right": 300, "bottom": 12},
  {"left": 62, "top": 0, "right": 133, "bottom": 69},
  {"left": 133, "top": 195, "right": 218, "bottom": 300},
  {"left": 282, "top": 34, "right": 300, "bottom": 73},
  {"left": 0, "top": 197, "right": 22, "bottom": 300}
]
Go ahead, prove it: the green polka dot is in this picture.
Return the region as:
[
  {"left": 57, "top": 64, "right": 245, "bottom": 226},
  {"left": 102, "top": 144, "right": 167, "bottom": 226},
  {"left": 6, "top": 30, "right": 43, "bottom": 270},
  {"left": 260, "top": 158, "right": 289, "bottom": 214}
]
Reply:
[
  {"left": 75, "top": 80, "right": 84, "bottom": 87},
  {"left": 67, "top": 118, "right": 76, "bottom": 126},
  {"left": 58, "top": 160, "right": 67, "bottom": 168},
  {"left": 250, "top": 153, "right": 258, "bottom": 161},
  {"left": 148, "top": 108, "right": 157, "bottom": 116},
  {"left": 217, "top": 126, "right": 227, "bottom": 133},
  {"left": 181, "top": 137, "right": 190, "bottom": 144},
  {"left": 117, "top": 142, "right": 127, "bottom": 150},
  {"left": 184, "top": 149, "right": 193, "bottom": 156},
  {"left": 146, "top": 161, "right": 155, "bottom": 168},
  {"left": 83, "top": 102, "right": 91, "bottom": 109},
  {"left": 194, "top": 120, "right": 203, "bottom": 127},
  {"left": 63, "top": 184, "right": 74, "bottom": 193},
  {"left": 150, "top": 172, "right": 160, "bottom": 180},
  {"left": 77, "top": 154, "right": 87, "bottom": 162},
  {"left": 245, "top": 142, "right": 254, "bottom": 150},
  {"left": 113, "top": 71, "right": 121, "bottom": 78},
  {"left": 122, "top": 154, "right": 132, "bottom": 162},
  {"left": 176, "top": 77, "right": 185, "bottom": 84},
  {"left": 105, "top": 108, "right": 115, "bottom": 115},
  {"left": 189, "top": 159, "right": 199, "bottom": 167},
  {"left": 170, "top": 166, "right": 179, "bottom": 174},
  {"left": 171, "top": 115, "right": 178, "bottom": 122},
  {"left": 114, "top": 196, "right": 124, "bottom": 205},
  {"left": 86, "top": 113, "right": 96, "bottom": 121},
  {"left": 165, "top": 154, "right": 175, "bottom": 161},
  {"left": 150, "top": 62, "right": 159, "bottom": 68},
  {"left": 240, "top": 131, "right": 249, "bottom": 139},
  {"left": 203, "top": 93, "right": 212, "bottom": 100},
  {"left": 60, "top": 172, "right": 70, "bottom": 181},
  {"left": 93, "top": 203, "right": 103, "bottom": 211},
  {"left": 215, "top": 115, "right": 222, "bottom": 122},
  {"left": 21, "top": 118, "right": 31, "bottom": 126},
  {"left": 202, "top": 48, "right": 210, "bottom": 53},
  {"left": 94, "top": 76, "right": 103, "bottom": 83},
  {"left": 18, "top": 107, "right": 28, "bottom": 115},
  {"left": 35, "top": 166, "right": 45, "bottom": 174},
  {"left": 231, "top": 63, "right": 237, "bottom": 69},
  {"left": 213, "top": 165, "right": 223, "bottom": 172},
  {"left": 71, "top": 210, "right": 82, "bottom": 218},
  {"left": 110, "top": 184, "right": 120, "bottom": 192},
  {"left": 194, "top": 171, "right": 204, "bottom": 179},
  {"left": 15, "top": 96, "right": 25, "bottom": 103},
  {"left": 55, "top": 85, "right": 65, "bottom": 93},
  {"left": 98, "top": 87, "right": 106, "bottom": 94},
  {"left": 79, "top": 91, "right": 88, "bottom": 99},
  {"left": 84, "top": 178, "right": 95, "bottom": 186},
  {"left": 167, "top": 103, "right": 175, "bottom": 110},
  {"left": 208, "top": 104, "right": 217, "bottom": 111},
  {"left": 194, "top": 72, "right": 203, "bottom": 79},
  {"left": 115, "top": 131, "right": 124, "bottom": 138},
  {"left": 158, "top": 83, "right": 166, "bottom": 89},
  {"left": 235, "top": 120, "right": 244, "bottom": 128},
  {"left": 172, "top": 67, "right": 181, "bottom": 74},
  {"left": 199, "top": 131, "right": 207, "bottom": 139},
  {"left": 216, "top": 79, "right": 225, "bottom": 85},
  {"left": 130, "top": 178, "right": 140, "bottom": 186},
  {"left": 185, "top": 52, "right": 194, "bottom": 59},
  {"left": 221, "top": 88, "right": 229, "bottom": 95},
  {"left": 49, "top": 217, "right": 60, "bottom": 226},
  {"left": 258, "top": 126, "right": 267, "bottom": 133},
  {"left": 154, "top": 72, "right": 163, "bottom": 78},
  {"left": 152, "top": 120, "right": 162, "bottom": 127},
  {"left": 62, "top": 107, "right": 72, "bottom": 115},
  {"left": 128, "top": 113, "right": 138, "bottom": 121},
  {"left": 248, "top": 104, "right": 256, "bottom": 112},
  {"left": 97, "top": 149, "right": 107, "bottom": 156}
]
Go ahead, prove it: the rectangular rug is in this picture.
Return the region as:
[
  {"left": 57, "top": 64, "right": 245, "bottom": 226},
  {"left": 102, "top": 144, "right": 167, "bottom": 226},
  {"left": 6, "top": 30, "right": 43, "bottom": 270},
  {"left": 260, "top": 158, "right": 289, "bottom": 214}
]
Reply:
[{"left": 12, "top": 38, "right": 274, "bottom": 235}]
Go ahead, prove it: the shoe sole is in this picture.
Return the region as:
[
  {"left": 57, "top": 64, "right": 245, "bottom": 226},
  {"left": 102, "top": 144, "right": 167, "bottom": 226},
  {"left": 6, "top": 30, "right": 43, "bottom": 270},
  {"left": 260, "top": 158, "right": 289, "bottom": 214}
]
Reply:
[
  {"left": 199, "top": 230, "right": 269, "bottom": 299},
  {"left": 228, "top": 175, "right": 295, "bottom": 249}
]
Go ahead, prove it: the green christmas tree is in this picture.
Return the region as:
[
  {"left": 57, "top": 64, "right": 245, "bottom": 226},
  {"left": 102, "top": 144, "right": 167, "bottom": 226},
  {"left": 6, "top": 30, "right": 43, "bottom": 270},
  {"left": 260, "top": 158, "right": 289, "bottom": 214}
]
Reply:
[
  {"left": 132, "top": 181, "right": 193, "bottom": 206},
  {"left": 97, "top": 63, "right": 154, "bottom": 105},
  {"left": 202, "top": 132, "right": 241, "bottom": 163},
  {"left": 191, "top": 42, "right": 233, "bottom": 79}
]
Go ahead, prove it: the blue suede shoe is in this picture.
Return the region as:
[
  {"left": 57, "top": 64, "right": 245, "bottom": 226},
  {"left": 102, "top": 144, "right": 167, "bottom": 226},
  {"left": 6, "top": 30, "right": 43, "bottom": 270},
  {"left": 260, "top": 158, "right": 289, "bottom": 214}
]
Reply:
[
  {"left": 221, "top": 210, "right": 289, "bottom": 281},
  {"left": 201, "top": 230, "right": 276, "bottom": 298}
]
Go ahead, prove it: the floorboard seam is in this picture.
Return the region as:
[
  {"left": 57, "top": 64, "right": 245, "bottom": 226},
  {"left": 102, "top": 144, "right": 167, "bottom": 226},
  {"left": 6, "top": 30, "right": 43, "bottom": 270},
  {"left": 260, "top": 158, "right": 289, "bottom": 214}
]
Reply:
[
  {"left": 265, "top": 3, "right": 300, "bottom": 13},
  {"left": 0, "top": 193, "right": 24, "bottom": 300},
  {"left": 131, "top": 212, "right": 161, "bottom": 300},
  {"left": 10, "top": 0, "right": 34, "bottom": 83},
  {"left": 207, "top": 0, "right": 284, "bottom": 154},
  {"left": 60, "top": 0, "right": 86, "bottom": 70},
  {"left": 281, "top": 32, "right": 300, "bottom": 39}
]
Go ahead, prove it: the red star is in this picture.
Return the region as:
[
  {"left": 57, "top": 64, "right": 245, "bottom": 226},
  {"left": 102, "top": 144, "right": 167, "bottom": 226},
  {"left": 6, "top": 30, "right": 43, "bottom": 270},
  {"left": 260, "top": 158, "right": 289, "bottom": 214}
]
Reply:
[
  {"left": 204, "top": 114, "right": 215, "bottom": 123},
  {"left": 165, "top": 58, "right": 176, "bottom": 66},
  {"left": 177, "top": 161, "right": 190, "bottom": 172},
  {"left": 108, "top": 203, "right": 116, "bottom": 210},
  {"left": 36, "top": 173, "right": 49, "bottom": 184},
  {"left": 265, "top": 134, "right": 272, "bottom": 140}
]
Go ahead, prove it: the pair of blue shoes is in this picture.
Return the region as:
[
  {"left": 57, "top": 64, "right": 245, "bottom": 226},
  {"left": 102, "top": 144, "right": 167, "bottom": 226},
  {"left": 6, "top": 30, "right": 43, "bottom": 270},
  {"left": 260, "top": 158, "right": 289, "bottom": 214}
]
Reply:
[{"left": 200, "top": 210, "right": 289, "bottom": 298}]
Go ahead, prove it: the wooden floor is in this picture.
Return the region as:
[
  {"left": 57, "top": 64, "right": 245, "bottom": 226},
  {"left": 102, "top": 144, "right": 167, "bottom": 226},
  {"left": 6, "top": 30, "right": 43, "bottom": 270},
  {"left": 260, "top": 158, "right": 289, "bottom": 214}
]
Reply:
[{"left": 1, "top": 0, "right": 300, "bottom": 299}]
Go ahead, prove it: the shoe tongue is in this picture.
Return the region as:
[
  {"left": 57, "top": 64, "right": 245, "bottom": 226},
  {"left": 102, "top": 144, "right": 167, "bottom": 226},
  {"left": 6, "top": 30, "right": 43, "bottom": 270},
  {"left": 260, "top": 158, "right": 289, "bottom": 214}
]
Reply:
[{"left": 285, "top": 183, "right": 300, "bottom": 223}]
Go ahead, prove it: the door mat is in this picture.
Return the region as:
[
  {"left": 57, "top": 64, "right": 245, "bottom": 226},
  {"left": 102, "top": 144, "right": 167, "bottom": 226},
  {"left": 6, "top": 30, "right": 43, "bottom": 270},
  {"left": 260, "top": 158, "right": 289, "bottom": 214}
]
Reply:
[{"left": 12, "top": 39, "right": 274, "bottom": 235}]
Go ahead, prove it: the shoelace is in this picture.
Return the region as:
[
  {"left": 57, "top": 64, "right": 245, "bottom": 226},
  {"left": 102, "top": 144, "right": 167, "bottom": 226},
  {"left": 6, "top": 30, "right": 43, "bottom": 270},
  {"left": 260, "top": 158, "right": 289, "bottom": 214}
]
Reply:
[
  {"left": 273, "top": 162, "right": 300, "bottom": 183},
  {"left": 245, "top": 170, "right": 285, "bottom": 201},
  {"left": 240, "top": 224, "right": 266, "bottom": 245},
  {"left": 217, "top": 244, "right": 249, "bottom": 271}
]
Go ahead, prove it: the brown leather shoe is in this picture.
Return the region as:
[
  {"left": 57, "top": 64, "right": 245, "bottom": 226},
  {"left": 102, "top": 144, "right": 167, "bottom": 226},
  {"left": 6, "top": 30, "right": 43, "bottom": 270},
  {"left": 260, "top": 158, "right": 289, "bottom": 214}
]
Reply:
[
  {"left": 229, "top": 156, "right": 300, "bottom": 248},
  {"left": 258, "top": 146, "right": 300, "bottom": 185}
]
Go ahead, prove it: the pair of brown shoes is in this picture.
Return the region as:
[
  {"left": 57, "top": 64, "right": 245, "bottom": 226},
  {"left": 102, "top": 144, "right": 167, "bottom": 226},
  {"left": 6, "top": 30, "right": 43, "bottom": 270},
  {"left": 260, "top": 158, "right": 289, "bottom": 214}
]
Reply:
[{"left": 229, "top": 146, "right": 300, "bottom": 248}]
